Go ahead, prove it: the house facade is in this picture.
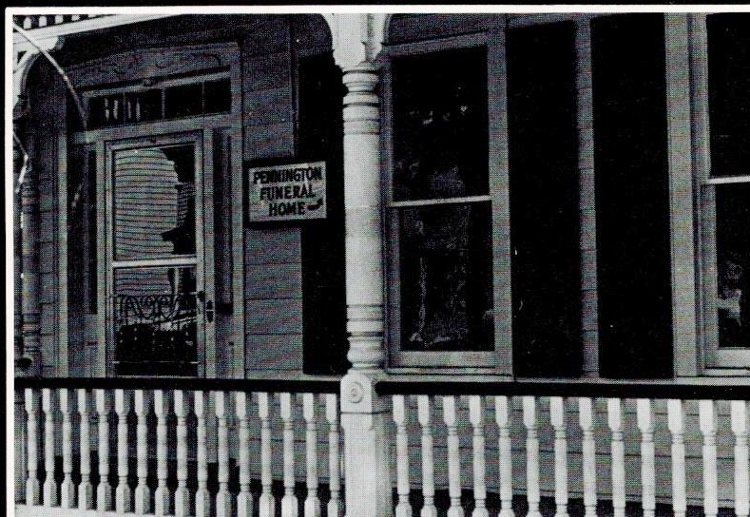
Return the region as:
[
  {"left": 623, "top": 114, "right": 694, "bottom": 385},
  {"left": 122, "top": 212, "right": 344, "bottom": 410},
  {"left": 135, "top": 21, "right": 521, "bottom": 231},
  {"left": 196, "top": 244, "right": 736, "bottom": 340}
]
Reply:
[{"left": 10, "top": 11, "right": 750, "bottom": 517}]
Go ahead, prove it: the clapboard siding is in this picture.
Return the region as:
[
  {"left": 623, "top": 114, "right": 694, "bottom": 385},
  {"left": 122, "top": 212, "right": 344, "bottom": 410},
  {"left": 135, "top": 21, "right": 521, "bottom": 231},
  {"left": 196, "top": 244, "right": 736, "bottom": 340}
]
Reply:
[{"left": 242, "top": 17, "right": 305, "bottom": 374}]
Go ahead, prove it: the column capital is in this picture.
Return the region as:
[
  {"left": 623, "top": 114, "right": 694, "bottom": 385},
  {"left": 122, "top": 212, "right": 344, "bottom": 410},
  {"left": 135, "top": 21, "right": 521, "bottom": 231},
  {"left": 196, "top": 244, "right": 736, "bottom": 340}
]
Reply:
[{"left": 330, "top": 13, "right": 388, "bottom": 71}]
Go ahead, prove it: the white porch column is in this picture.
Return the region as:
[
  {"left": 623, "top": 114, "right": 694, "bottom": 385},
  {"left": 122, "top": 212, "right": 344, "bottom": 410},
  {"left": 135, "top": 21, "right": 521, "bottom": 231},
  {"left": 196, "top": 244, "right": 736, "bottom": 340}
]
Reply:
[{"left": 330, "top": 13, "right": 392, "bottom": 517}]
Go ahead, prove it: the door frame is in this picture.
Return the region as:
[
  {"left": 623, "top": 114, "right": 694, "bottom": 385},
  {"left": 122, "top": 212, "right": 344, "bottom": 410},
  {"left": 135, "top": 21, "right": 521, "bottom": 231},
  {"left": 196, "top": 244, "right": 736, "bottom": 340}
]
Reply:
[{"left": 100, "top": 128, "right": 215, "bottom": 377}]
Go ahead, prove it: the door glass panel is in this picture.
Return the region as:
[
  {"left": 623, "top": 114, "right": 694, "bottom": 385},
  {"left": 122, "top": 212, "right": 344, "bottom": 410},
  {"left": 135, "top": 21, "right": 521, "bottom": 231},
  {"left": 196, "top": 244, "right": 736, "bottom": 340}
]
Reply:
[
  {"left": 114, "top": 266, "right": 198, "bottom": 376},
  {"left": 113, "top": 144, "right": 196, "bottom": 261}
]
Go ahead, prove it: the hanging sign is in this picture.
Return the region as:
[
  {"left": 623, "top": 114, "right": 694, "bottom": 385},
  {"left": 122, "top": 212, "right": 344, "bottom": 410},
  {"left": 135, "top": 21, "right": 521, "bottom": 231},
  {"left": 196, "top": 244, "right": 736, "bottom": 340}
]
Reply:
[{"left": 247, "top": 161, "right": 326, "bottom": 222}]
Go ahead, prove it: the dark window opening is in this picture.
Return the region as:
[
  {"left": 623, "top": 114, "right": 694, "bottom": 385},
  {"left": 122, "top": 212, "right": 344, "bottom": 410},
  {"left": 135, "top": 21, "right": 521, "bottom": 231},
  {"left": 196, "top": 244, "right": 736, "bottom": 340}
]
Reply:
[
  {"left": 593, "top": 14, "right": 673, "bottom": 378},
  {"left": 299, "top": 53, "right": 349, "bottom": 375},
  {"left": 507, "top": 21, "right": 582, "bottom": 377}
]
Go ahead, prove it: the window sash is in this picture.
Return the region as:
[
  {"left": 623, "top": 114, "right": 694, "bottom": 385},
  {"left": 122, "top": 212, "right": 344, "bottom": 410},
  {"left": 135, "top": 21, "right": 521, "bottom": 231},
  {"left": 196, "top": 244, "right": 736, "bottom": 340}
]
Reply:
[
  {"left": 384, "top": 21, "right": 511, "bottom": 372},
  {"left": 694, "top": 13, "right": 750, "bottom": 370}
]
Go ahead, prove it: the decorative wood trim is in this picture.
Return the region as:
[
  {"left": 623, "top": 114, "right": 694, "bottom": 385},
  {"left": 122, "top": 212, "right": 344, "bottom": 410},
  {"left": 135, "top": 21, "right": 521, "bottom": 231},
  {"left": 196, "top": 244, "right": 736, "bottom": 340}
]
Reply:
[
  {"left": 666, "top": 14, "right": 699, "bottom": 377},
  {"left": 229, "top": 47, "right": 245, "bottom": 378},
  {"left": 57, "top": 129, "right": 69, "bottom": 376},
  {"left": 201, "top": 128, "right": 216, "bottom": 378},
  {"left": 67, "top": 42, "right": 238, "bottom": 89},
  {"left": 575, "top": 19, "right": 600, "bottom": 378},
  {"left": 487, "top": 15, "right": 513, "bottom": 375}
]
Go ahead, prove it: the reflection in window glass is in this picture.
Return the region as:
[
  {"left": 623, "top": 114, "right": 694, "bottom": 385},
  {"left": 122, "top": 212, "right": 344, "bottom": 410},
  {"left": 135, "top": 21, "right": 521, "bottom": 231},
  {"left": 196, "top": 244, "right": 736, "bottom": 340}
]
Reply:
[
  {"left": 708, "top": 14, "right": 750, "bottom": 176},
  {"left": 113, "top": 144, "right": 196, "bottom": 261},
  {"left": 716, "top": 183, "right": 750, "bottom": 348},
  {"left": 114, "top": 266, "right": 197, "bottom": 376},
  {"left": 392, "top": 47, "right": 488, "bottom": 201},
  {"left": 399, "top": 203, "right": 493, "bottom": 351}
]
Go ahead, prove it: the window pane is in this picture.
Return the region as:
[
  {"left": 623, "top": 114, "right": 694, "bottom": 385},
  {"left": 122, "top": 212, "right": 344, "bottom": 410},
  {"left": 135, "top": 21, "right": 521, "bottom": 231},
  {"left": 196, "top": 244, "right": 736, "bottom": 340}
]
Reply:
[
  {"left": 592, "top": 14, "right": 673, "bottom": 378},
  {"left": 203, "top": 79, "right": 231, "bottom": 114},
  {"left": 399, "top": 203, "right": 493, "bottom": 351},
  {"left": 113, "top": 144, "right": 196, "bottom": 261},
  {"left": 392, "top": 47, "right": 488, "bottom": 201},
  {"left": 507, "top": 21, "right": 582, "bottom": 377},
  {"left": 716, "top": 183, "right": 750, "bottom": 348},
  {"left": 88, "top": 93, "right": 124, "bottom": 128},
  {"left": 125, "top": 89, "right": 162, "bottom": 123},
  {"left": 114, "top": 266, "right": 197, "bottom": 376},
  {"left": 164, "top": 83, "right": 202, "bottom": 119},
  {"left": 708, "top": 14, "right": 750, "bottom": 177}
]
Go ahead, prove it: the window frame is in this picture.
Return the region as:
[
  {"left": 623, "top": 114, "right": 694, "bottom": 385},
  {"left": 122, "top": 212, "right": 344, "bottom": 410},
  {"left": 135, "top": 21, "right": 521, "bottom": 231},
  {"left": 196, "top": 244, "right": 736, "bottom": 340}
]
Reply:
[
  {"left": 383, "top": 14, "right": 720, "bottom": 378},
  {"left": 692, "top": 13, "right": 750, "bottom": 372},
  {"left": 383, "top": 25, "right": 513, "bottom": 373}
]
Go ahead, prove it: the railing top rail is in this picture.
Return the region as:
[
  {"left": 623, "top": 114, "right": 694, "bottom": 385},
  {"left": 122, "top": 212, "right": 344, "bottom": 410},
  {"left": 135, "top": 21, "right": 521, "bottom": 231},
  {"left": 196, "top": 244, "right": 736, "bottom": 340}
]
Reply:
[
  {"left": 375, "top": 377, "right": 750, "bottom": 400},
  {"left": 14, "top": 375, "right": 341, "bottom": 394}
]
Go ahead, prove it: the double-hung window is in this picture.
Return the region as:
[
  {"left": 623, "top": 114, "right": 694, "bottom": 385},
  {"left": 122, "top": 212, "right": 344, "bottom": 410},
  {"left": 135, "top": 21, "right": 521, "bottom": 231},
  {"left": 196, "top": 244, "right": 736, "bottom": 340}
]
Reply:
[
  {"left": 385, "top": 14, "right": 677, "bottom": 377},
  {"left": 699, "top": 13, "right": 750, "bottom": 370}
]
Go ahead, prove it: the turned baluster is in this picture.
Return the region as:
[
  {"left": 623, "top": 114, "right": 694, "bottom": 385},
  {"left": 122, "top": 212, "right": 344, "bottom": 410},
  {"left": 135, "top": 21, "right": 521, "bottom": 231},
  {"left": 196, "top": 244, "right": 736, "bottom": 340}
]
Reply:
[
  {"left": 194, "top": 391, "right": 210, "bottom": 517},
  {"left": 667, "top": 399, "right": 686, "bottom": 517},
  {"left": 496, "top": 396, "right": 514, "bottom": 517},
  {"left": 42, "top": 388, "right": 57, "bottom": 507},
  {"left": 236, "top": 391, "right": 254, "bottom": 517},
  {"left": 77, "top": 389, "right": 94, "bottom": 510},
  {"left": 578, "top": 397, "right": 597, "bottom": 517},
  {"left": 393, "top": 394, "right": 413, "bottom": 517},
  {"left": 523, "top": 396, "right": 542, "bottom": 517},
  {"left": 259, "top": 392, "right": 276, "bottom": 517},
  {"left": 280, "top": 392, "right": 299, "bottom": 517},
  {"left": 25, "top": 389, "right": 41, "bottom": 505},
  {"left": 114, "top": 389, "right": 132, "bottom": 514},
  {"left": 133, "top": 389, "right": 151, "bottom": 515},
  {"left": 443, "top": 396, "right": 464, "bottom": 517},
  {"left": 469, "top": 395, "right": 488, "bottom": 517},
  {"left": 699, "top": 400, "right": 719, "bottom": 517},
  {"left": 326, "top": 393, "right": 343, "bottom": 517},
  {"left": 607, "top": 398, "right": 625, "bottom": 517},
  {"left": 418, "top": 396, "right": 438, "bottom": 517},
  {"left": 636, "top": 399, "right": 656, "bottom": 517},
  {"left": 154, "top": 390, "right": 170, "bottom": 516},
  {"left": 215, "top": 391, "right": 232, "bottom": 517},
  {"left": 174, "top": 390, "right": 190, "bottom": 517},
  {"left": 550, "top": 397, "right": 569, "bottom": 517},
  {"left": 59, "top": 389, "right": 75, "bottom": 508},
  {"left": 303, "top": 393, "right": 321, "bottom": 517},
  {"left": 95, "top": 389, "right": 113, "bottom": 512}
]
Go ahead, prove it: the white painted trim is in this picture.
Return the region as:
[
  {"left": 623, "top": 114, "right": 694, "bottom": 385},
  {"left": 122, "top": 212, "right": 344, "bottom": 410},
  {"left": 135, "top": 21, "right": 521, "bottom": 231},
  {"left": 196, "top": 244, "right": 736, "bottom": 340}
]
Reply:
[
  {"left": 12, "top": 15, "right": 174, "bottom": 51},
  {"left": 665, "top": 14, "right": 699, "bottom": 377},
  {"left": 705, "top": 175, "right": 750, "bottom": 185}
]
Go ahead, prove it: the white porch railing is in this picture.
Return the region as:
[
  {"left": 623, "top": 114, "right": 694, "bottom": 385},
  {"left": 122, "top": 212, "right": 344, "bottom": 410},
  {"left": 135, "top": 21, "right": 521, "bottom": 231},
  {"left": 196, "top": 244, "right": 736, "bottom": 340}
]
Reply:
[
  {"left": 14, "top": 377, "right": 342, "bottom": 517},
  {"left": 14, "top": 377, "right": 750, "bottom": 517},
  {"left": 376, "top": 380, "right": 750, "bottom": 517}
]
